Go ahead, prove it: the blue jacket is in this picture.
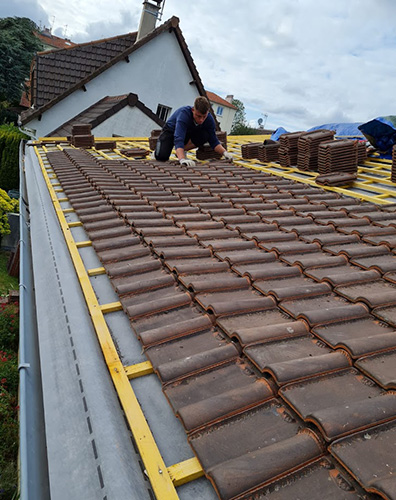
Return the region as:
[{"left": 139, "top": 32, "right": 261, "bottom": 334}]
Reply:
[{"left": 165, "top": 106, "right": 220, "bottom": 150}]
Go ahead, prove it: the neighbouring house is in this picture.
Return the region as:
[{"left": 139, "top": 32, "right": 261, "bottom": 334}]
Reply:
[
  {"left": 35, "top": 27, "right": 76, "bottom": 51},
  {"left": 206, "top": 91, "right": 237, "bottom": 134},
  {"left": 20, "top": 1, "right": 213, "bottom": 139}
]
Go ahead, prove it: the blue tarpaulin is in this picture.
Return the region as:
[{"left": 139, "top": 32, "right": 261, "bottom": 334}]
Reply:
[
  {"left": 358, "top": 116, "right": 396, "bottom": 154},
  {"left": 308, "top": 122, "right": 364, "bottom": 138}
]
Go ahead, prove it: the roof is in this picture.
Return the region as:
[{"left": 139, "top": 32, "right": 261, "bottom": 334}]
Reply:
[
  {"left": 32, "top": 31, "right": 138, "bottom": 109},
  {"left": 25, "top": 134, "right": 396, "bottom": 499},
  {"left": 21, "top": 16, "right": 207, "bottom": 125},
  {"left": 35, "top": 29, "right": 76, "bottom": 50},
  {"left": 48, "top": 93, "right": 164, "bottom": 137},
  {"left": 206, "top": 91, "right": 237, "bottom": 110}
]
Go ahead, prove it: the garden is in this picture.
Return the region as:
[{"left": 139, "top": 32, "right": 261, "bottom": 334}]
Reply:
[{"left": 0, "top": 124, "right": 21, "bottom": 499}]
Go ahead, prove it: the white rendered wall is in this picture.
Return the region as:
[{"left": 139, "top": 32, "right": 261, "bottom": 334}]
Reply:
[
  {"left": 92, "top": 106, "right": 158, "bottom": 137},
  {"left": 31, "top": 31, "right": 200, "bottom": 138},
  {"left": 211, "top": 104, "right": 236, "bottom": 135}
]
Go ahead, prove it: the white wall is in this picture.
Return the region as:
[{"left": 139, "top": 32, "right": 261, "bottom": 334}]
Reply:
[
  {"left": 210, "top": 102, "right": 236, "bottom": 135},
  {"left": 30, "top": 31, "right": 200, "bottom": 138},
  {"left": 92, "top": 106, "right": 158, "bottom": 137}
]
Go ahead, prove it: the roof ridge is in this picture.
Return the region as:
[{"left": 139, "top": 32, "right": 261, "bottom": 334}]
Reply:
[{"left": 37, "top": 31, "right": 137, "bottom": 56}]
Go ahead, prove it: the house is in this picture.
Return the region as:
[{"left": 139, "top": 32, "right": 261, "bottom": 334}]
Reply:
[
  {"left": 20, "top": 1, "right": 210, "bottom": 139},
  {"left": 206, "top": 91, "right": 237, "bottom": 134},
  {"left": 35, "top": 27, "right": 76, "bottom": 51}
]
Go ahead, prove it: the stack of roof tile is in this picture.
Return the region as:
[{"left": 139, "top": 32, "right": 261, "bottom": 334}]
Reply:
[
  {"left": 71, "top": 123, "right": 94, "bottom": 148},
  {"left": 318, "top": 139, "right": 359, "bottom": 175},
  {"left": 392, "top": 145, "right": 396, "bottom": 183},
  {"left": 241, "top": 142, "right": 262, "bottom": 159},
  {"left": 196, "top": 144, "right": 224, "bottom": 160},
  {"left": 279, "top": 132, "right": 306, "bottom": 167},
  {"left": 315, "top": 172, "right": 357, "bottom": 187},
  {"left": 149, "top": 129, "right": 162, "bottom": 150},
  {"left": 216, "top": 131, "right": 227, "bottom": 149},
  {"left": 119, "top": 148, "right": 149, "bottom": 157},
  {"left": 94, "top": 141, "right": 116, "bottom": 150},
  {"left": 357, "top": 141, "right": 367, "bottom": 164},
  {"left": 297, "top": 130, "right": 335, "bottom": 171},
  {"left": 258, "top": 142, "right": 280, "bottom": 162}
]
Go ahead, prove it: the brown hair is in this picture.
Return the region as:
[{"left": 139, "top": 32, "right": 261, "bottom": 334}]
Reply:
[{"left": 194, "top": 96, "right": 210, "bottom": 114}]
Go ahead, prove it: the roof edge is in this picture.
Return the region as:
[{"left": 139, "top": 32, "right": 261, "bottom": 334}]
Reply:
[{"left": 47, "top": 93, "right": 164, "bottom": 137}]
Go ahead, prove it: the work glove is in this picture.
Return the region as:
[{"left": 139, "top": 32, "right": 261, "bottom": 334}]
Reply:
[
  {"left": 179, "top": 158, "right": 196, "bottom": 167},
  {"left": 223, "top": 151, "right": 234, "bottom": 162}
]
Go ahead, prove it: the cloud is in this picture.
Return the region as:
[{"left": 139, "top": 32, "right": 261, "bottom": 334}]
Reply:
[
  {"left": 4, "top": 0, "right": 395, "bottom": 131},
  {"left": 0, "top": 0, "right": 49, "bottom": 27}
]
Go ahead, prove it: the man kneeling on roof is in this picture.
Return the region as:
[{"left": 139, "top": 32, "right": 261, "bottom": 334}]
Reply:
[{"left": 154, "top": 96, "right": 234, "bottom": 167}]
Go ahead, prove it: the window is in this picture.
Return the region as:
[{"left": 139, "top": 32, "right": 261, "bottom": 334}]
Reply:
[
  {"left": 216, "top": 106, "right": 224, "bottom": 116},
  {"left": 156, "top": 104, "right": 172, "bottom": 121}
]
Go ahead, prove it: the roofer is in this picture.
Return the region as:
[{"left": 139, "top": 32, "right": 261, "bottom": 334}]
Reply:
[{"left": 154, "top": 96, "right": 233, "bottom": 166}]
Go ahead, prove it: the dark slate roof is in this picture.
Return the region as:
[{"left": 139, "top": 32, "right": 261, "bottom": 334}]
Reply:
[
  {"left": 22, "top": 17, "right": 208, "bottom": 125},
  {"left": 33, "top": 32, "right": 137, "bottom": 109},
  {"left": 48, "top": 93, "right": 164, "bottom": 137}
]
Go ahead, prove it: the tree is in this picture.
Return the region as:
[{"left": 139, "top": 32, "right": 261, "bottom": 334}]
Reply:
[
  {"left": 230, "top": 98, "right": 246, "bottom": 133},
  {"left": 230, "top": 98, "right": 257, "bottom": 135},
  {"left": 0, "top": 17, "right": 43, "bottom": 105}
]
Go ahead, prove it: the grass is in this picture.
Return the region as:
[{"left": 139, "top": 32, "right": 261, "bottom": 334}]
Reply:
[{"left": 0, "top": 252, "right": 18, "bottom": 296}]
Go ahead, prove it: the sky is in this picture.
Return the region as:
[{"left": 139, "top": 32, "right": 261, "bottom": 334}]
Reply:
[{"left": 2, "top": 0, "right": 396, "bottom": 131}]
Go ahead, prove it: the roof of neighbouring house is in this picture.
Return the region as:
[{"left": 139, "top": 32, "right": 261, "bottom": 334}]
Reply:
[
  {"left": 35, "top": 29, "right": 76, "bottom": 50},
  {"left": 206, "top": 91, "right": 237, "bottom": 110},
  {"left": 21, "top": 16, "right": 207, "bottom": 126},
  {"left": 48, "top": 93, "right": 164, "bottom": 137}
]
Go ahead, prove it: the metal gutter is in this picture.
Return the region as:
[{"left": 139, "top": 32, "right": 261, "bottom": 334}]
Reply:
[{"left": 18, "top": 139, "right": 51, "bottom": 500}]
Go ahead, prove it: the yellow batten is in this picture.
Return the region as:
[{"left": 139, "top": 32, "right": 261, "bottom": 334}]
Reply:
[
  {"left": 125, "top": 361, "right": 154, "bottom": 379},
  {"left": 100, "top": 302, "right": 123, "bottom": 314},
  {"left": 167, "top": 457, "right": 204, "bottom": 487},
  {"left": 87, "top": 267, "right": 106, "bottom": 276},
  {"left": 75, "top": 241, "right": 92, "bottom": 248}
]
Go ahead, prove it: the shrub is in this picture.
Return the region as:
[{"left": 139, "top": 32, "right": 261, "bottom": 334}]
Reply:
[
  {"left": 0, "top": 189, "right": 19, "bottom": 237},
  {"left": 0, "top": 302, "right": 19, "bottom": 352},
  {"left": 0, "top": 123, "right": 27, "bottom": 191},
  {"left": 0, "top": 350, "right": 18, "bottom": 499}
]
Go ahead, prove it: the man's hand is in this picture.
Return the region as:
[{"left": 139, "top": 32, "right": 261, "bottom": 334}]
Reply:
[
  {"left": 179, "top": 158, "right": 196, "bottom": 167},
  {"left": 223, "top": 151, "right": 234, "bottom": 162}
]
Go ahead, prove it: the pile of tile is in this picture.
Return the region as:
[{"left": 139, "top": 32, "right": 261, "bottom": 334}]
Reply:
[
  {"left": 315, "top": 172, "right": 357, "bottom": 186},
  {"left": 241, "top": 142, "right": 262, "bottom": 159},
  {"left": 149, "top": 129, "right": 162, "bottom": 150},
  {"left": 94, "top": 141, "right": 116, "bottom": 150},
  {"left": 196, "top": 132, "right": 228, "bottom": 160},
  {"left": 119, "top": 147, "right": 149, "bottom": 157},
  {"left": 215, "top": 131, "right": 227, "bottom": 149},
  {"left": 70, "top": 123, "right": 94, "bottom": 148},
  {"left": 196, "top": 145, "right": 223, "bottom": 160},
  {"left": 318, "top": 139, "right": 359, "bottom": 175},
  {"left": 392, "top": 145, "right": 396, "bottom": 183},
  {"left": 279, "top": 131, "right": 306, "bottom": 167},
  {"left": 258, "top": 142, "right": 280, "bottom": 162},
  {"left": 357, "top": 141, "right": 367, "bottom": 163},
  {"left": 297, "top": 130, "right": 335, "bottom": 171}
]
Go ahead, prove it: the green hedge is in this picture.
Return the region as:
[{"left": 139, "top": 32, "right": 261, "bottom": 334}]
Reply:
[{"left": 0, "top": 124, "right": 27, "bottom": 191}]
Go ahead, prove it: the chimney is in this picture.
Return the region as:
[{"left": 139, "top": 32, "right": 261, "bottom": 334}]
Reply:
[
  {"left": 225, "top": 95, "right": 234, "bottom": 103},
  {"left": 137, "top": 0, "right": 163, "bottom": 41}
]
